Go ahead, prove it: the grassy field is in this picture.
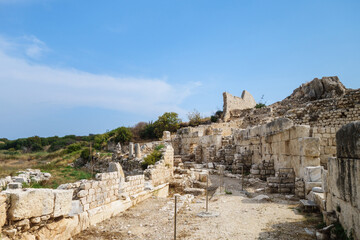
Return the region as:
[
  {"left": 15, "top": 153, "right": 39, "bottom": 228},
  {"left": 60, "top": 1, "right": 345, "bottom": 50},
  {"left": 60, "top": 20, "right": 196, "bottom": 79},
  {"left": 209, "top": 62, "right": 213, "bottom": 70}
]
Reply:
[{"left": 0, "top": 149, "right": 95, "bottom": 188}]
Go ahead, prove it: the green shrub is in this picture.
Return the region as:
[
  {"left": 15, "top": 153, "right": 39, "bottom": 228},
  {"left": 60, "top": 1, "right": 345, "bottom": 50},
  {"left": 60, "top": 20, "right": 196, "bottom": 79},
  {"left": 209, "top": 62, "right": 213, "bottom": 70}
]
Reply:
[
  {"left": 80, "top": 148, "right": 93, "bottom": 162},
  {"left": 155, "top": 144, "right": 165, "bottom": 151},
  {"left": 255, "top": 103, "right": 266, "bottom": 109},
  {"left": 66, "top": 143, "right": 82, "bottom": 153},
  {"left": 140, "top": 122, "right": 157, "bottom": 139},
  {"left": 255, "top": 95, "right": 267, "bottom": 109},
  {"left": 113, "top": 127, "right": 133, "bottom": 143},
  {"left": 31, "top": 143, "right": 43, "bottom": 152},
  {"left": 153, "top": 112, "right": 181, "bottom": 138},
  {"left": 141, "top": 149, "right": 163, "bottom": 170}
]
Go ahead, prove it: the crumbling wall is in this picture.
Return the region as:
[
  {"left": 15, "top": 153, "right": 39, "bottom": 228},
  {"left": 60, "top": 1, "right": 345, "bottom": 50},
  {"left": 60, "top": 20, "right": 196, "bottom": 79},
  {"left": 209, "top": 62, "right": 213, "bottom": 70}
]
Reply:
[
  {"left": 223, "top": 91, "right": 256, "bottom": 122},
  {"left": 311, "top": 127, "right": 338, "bottom": 168},
  {"left": 233, "top": 118, "right": 320, "bottom": 178},
  {"left": 325, "top": 122, "right": 360, "bottom": 240},
  {"left": 0, "top": 145, "right": 175, "bottom": 240},
  {"left": 280, "top": 89, "right": 360, "bottom": 128}
]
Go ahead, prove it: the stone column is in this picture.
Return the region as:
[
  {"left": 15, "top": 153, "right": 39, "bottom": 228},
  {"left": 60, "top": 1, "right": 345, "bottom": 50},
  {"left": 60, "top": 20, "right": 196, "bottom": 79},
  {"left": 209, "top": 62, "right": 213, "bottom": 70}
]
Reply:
[
  {"left": 115, "top": 143, "right": 122, "bottom": 154},
  {"left": 129, "top": 142, "right": 134, "bottom": 158},
  {"left": 135, "top": 143, "right": 141, "bottom": 159}
]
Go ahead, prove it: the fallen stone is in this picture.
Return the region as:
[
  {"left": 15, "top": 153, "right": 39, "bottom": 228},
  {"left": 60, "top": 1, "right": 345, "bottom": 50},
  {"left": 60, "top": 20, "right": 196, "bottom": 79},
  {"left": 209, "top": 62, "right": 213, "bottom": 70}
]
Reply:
[
  {"left": 253, "top": 194, "right": 271, "bottom": 202},
  {"left": 184, "top": 188, "right": 205, "bottom": 196}
]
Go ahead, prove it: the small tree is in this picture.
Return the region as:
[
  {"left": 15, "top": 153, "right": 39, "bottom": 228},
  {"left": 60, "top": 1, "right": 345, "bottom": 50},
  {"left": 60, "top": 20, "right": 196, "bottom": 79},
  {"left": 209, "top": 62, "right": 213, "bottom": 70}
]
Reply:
[
  {"left": 113, "top": 127, "right": 133, "bottom": 144},
  {"left": 187, "top": 109, "right": 202, "bottom": 126},
  {"left": 153, "top": 112, "right": 181, "bottom": 138},
  {"left": 140, "top": 122, "right": 157, "bottom": 140}
]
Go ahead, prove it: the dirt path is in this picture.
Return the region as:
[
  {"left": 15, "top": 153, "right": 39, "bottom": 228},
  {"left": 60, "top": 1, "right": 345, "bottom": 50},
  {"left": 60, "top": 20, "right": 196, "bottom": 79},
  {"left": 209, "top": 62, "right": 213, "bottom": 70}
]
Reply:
[{"left": 74, "top": 176, "right": 321, "bottom": 240}]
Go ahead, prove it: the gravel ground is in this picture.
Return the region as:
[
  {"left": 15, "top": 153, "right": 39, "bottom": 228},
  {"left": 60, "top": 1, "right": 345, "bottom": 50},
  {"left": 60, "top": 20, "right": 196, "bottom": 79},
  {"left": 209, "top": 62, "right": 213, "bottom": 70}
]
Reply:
[{"left": 74, "top": 175, "right": 322, "bottom": 240}]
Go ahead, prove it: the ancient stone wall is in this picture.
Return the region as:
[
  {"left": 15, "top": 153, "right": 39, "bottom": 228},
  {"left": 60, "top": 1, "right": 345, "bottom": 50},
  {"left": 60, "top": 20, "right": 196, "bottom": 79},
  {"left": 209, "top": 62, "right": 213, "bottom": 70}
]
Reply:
[
  {"left": 325, "top": 122, "right": 360, "bottom": 240},
  {"left": 0, "top": 145, "right": 175, "bottom": 240},
  {"left": 223, "top": 91, "right": 256, "bottom": 122},
  {"left": 280, "top": 89, "right": 360, "bottom": 128},
  {"left": 310, "top": 126, "right": 339, "bottom": 168},
  {"left": 233, "top": 118, "right": 320, "bottom": 178}
]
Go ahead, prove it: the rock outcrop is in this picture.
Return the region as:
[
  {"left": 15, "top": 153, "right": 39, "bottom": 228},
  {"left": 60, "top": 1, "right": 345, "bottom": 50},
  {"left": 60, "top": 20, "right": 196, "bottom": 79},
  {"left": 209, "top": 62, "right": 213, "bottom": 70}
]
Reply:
[{"left": 288, "top": 76, "right": 346, "bottom": 101}]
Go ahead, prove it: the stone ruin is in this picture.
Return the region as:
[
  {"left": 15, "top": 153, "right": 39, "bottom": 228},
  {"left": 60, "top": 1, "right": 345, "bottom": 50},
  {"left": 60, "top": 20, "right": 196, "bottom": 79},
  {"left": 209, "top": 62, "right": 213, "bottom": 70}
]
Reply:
[{"left": 0, "top": 76, "right": 360, "bottom": 239}]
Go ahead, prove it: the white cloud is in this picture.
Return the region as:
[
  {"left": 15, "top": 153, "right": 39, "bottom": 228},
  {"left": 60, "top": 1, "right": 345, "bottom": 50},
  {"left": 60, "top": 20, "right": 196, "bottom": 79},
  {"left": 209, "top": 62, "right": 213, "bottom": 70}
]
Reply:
[
  {"left": 0, "top": 35, "right": 49, "bottom": 60},
  {"left": 0, "top": 36, "right": 200, "bottom": 117}
]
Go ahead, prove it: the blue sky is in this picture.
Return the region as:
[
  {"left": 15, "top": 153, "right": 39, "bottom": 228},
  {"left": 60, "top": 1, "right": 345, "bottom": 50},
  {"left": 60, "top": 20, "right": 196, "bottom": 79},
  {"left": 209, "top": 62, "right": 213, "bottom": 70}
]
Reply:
[{"left": 0, "top": 0, "right": 359, "bottom": 139}]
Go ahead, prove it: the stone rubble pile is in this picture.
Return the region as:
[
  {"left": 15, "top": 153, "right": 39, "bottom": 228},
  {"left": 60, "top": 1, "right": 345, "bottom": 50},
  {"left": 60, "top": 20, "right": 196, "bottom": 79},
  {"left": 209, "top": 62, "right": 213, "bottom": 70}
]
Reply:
[{"left": 0, "top": 169, "right": 51, "bottom": 191}]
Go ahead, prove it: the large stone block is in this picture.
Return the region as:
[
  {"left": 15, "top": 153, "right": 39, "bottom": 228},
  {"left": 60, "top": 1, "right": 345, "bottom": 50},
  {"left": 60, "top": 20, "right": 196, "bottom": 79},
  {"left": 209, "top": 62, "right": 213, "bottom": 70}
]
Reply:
[
  {"left": 264, "top": 118, "right": 293, "bottom": 135},
  {"left": 299, "top": 137, "right": 320, "bottom": 157},
  {"left": 328, "top": 157, "right": 360, "bottom": 209},
  {"left": 336, "top": 121, "right": 360, "bottom": 159},
  {"left": 290, "top": 125, "right": 310, "bottom": 139},
  {"left": 53, "top": 190, "right": 73, "bottom": 218},
  {"left": 304, "top": 166, "right": 323, "bottom": 182},
  {"left": 0, "top": 193, "right": 7, "bottom": 229},
  {"left": 305, "top": 182, "right": 321, "bottom": 195},
  {"left": 6, "top": 189, "right": 54, "bottom": 220}
]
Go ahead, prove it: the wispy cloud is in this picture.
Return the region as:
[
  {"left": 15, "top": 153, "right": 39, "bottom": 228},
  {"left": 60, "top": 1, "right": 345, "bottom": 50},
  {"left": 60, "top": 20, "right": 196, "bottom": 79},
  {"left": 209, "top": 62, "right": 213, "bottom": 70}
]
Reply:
[
  {"left": 0, "top": 35, "right": 49, "bottom": 60},
  {"left": 0, "top": 35, "right": 200, "bottom": 118}
]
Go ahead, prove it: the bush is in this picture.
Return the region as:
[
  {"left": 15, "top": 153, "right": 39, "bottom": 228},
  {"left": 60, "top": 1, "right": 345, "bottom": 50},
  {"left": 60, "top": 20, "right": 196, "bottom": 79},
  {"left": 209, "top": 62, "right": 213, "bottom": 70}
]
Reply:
[
  {"left": 131, "top": 122, "right": 147, "bottom": 141},
  {"left": 113, "top": 127, "right": 133, "bottom": 143},
  {"left": 80, "top": 148, "right": 93, "bottom": 162},
  {"left": 49, "top": 138, "right": 76, "bottom": 152},
  {"left": 187, "top": 109, "right": 202, "bottom": 126},
  {"left": 155, "top": 144, "right": 165, "bottom": 151},
  {"left": 153, "top": 112, "right": 181, "bottom": 138},
  {"left": 255, "top": 103, "right": 266, "bottom": 109},
  {"left": 140, "top": 122, "right": 157, "bottom": 140},
  {"left": 31, "top": 143, "right": 43, "bottom": 152},
  {"left": 141, "top": 149, "right": 163, "bottom": 170},
  {"left": 255, "top": 95, "right": 267, "bottom": 109},
  {"left": 66, "top": 143, "right": 82, "bottom": 153},
  {"left": 210, "top": 110, "right": 223, "bottom": 123}
]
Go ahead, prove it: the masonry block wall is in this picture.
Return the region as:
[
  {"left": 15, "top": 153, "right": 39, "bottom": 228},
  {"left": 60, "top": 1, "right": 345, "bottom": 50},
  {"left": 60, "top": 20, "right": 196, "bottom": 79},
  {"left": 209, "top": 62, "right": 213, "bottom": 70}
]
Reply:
[
  {"left": 233, "top": 118, "right": 320, "bottom": 178},
  {"left": 0, "top": 145, "right": 174, "bottom": 240},
  {"left": 325, "top": 122, "right": 360, "bottom": 240}
]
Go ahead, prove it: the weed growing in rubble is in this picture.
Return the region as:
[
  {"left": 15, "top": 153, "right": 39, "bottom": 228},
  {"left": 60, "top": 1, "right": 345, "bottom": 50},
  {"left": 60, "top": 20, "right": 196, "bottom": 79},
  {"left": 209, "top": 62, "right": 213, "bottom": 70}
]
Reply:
[
  {"left": 141, "top": 148, "right": 163, "bottom": 170},
  {"left": 225, "top": 190, "right": 232, "bottom": 194}
]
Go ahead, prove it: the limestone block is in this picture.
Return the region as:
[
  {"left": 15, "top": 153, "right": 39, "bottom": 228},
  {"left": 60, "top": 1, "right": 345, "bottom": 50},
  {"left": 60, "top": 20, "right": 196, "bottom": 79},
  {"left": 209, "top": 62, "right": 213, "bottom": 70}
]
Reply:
[
  {"left": 68, "top": 200, "right": 83, "bottom": 216},
  {"left": 162, "top": 131, "right": 171, "bottom": 141},
  {"left": 53, "top": 190, "right": 73, "bottom": 218},
  {"left": 299, "top": 137, "right": 320, "bottom": 157},
  {"left": 280, "top": 130, "right": 290, "bottom": 141},
  {"left": 336, "top": 121, "right": 360, "bottom": 158},
  {"left": 305, "top": 182, "right": 321, "bottom": 195},
  {"left": 80, "top": 182, "right": 91, "bottom": 190},
  {"left": 290, "top": 125, "right": 310, "bottom": 139},
  {"left": 7, "top": 182, "right": 22, "bottom": 189},
  {"left": 6, "top": 189, "right": 54, "bottom": 220},
  {"left": 0, "top": 193, "right": 7, "bottom": 229},
  {"left": 264, "top": 118, "right": 293, "bottom": 135},
  {"left": 36, "top": 215, "right": 79, "bottom": 240},
  {"left": 328, "top": 157, "right": 360, "bottom": 208},
  {"left": 304, "top": 166, "right": 323, "bottom": 182}
]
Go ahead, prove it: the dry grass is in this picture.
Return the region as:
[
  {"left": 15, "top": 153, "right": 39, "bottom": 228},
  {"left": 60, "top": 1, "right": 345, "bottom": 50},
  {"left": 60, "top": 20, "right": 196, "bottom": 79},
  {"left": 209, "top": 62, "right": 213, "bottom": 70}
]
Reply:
[{"left": 0, "top": 149, "right": 94, "bottom": 188}]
